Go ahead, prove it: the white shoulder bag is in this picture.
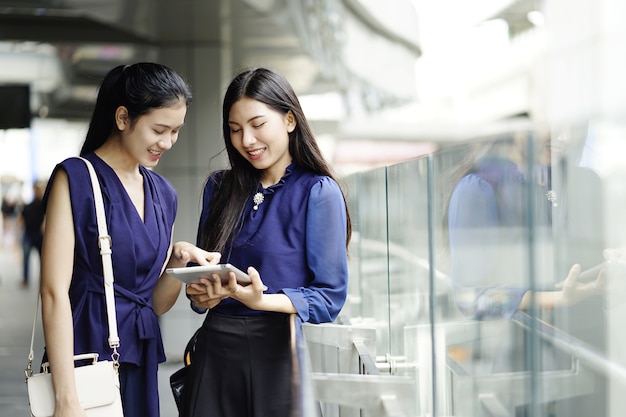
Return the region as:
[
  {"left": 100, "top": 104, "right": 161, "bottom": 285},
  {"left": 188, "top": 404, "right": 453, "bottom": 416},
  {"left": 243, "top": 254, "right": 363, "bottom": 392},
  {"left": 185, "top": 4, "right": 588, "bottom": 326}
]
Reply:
[{"left": 24, "top": 157, "right": 124, "bottom": 417}]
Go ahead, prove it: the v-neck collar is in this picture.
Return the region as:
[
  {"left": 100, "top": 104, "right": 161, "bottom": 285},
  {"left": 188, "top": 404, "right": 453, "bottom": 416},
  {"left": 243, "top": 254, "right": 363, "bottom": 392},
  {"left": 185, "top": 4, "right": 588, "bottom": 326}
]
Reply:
[{"left": 89, "top": 153, "right": 151, "bottom": 225}]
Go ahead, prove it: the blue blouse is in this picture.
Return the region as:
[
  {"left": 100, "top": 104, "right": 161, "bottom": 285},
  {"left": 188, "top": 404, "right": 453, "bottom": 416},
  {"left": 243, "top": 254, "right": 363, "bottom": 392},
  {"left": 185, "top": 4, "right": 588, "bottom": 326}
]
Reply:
[
  {"left": 447, "top": 157, "right": 551, "bottom": 319},
  {"left": 196, "top": 163, "right": 348, "bottom": 324}
]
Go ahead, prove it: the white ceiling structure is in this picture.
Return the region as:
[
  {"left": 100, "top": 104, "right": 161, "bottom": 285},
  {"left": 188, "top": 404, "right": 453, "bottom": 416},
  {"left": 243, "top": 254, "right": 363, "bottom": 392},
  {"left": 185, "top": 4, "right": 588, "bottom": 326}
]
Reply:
[{"left": 0, "top": 0, "right": 422, "bottom": 121}]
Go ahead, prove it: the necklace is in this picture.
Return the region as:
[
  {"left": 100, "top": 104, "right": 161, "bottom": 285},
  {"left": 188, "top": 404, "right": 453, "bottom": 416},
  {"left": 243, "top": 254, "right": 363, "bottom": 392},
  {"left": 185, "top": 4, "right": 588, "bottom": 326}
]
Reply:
[{"left": 253, "top": 192, "right": 264, "bottom": 210}]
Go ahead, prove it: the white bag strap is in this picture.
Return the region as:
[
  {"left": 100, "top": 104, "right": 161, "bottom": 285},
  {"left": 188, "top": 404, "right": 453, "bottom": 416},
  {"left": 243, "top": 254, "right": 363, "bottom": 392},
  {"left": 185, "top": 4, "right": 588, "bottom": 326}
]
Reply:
[
  {"left": 80, "top": 157, "right": 120, "bottom": 353},
  {"left": 25, "top": 157, "right": 120, "bottom": 380}
]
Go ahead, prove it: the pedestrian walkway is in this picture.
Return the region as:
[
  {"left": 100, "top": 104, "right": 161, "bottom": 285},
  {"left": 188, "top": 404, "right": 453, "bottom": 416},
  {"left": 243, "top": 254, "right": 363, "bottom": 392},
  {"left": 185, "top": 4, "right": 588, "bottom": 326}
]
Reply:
[{"left": 0, "top": 245, "right": 180, "bottom": 416}]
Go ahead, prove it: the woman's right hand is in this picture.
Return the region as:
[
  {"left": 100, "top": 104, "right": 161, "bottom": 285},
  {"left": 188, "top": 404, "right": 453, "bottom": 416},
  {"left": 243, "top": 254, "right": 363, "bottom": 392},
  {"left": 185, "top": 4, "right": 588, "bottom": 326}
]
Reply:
[
  {"left": 168, "top": 241, "right": 221, "bottom": 269},
  {"left": 186, "top": 281, "right": 227, "bottom": 309}
]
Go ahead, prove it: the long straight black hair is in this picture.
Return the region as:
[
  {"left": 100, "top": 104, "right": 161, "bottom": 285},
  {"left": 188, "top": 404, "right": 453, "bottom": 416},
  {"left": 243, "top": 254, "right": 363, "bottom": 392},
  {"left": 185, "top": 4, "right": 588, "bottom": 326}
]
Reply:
[
  {"left": 80, "top": 62, "right": 192, "bottom": 156},
  {"left": 199, "top": 67, "right": 352, "bottom": 253}
]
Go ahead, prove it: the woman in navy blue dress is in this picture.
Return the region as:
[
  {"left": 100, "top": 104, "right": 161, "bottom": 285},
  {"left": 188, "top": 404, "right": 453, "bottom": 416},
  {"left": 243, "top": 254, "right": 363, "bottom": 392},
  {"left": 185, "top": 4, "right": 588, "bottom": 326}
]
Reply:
[
  {"left": 41, "top": 63, "right": 221, "bottom": 417},
  {"left": 182, "top": 68, "right": 352, "bottom": 417}
]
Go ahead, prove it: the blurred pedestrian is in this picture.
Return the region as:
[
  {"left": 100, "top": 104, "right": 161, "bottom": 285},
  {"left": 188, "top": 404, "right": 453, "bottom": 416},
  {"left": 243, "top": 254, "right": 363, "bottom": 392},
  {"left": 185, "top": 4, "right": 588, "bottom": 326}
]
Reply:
[
  {"left": 19, "top": 179, "right": 47, "bottom": 287},
  {"left": 1, "top": 181, "right": 23, "bottom": 249}
]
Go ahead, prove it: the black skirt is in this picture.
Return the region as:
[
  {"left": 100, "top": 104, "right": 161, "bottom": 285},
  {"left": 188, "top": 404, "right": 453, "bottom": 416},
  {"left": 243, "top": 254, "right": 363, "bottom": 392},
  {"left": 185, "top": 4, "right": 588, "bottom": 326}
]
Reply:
[{"left": 179, "top": 311, "right": 293, "bottom": 417}]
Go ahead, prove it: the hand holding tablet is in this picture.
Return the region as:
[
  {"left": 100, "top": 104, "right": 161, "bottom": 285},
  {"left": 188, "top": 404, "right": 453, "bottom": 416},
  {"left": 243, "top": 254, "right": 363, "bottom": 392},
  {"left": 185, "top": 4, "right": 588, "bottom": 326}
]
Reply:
[{"left": 166, "top": 264, "right": 251, "bottom": 286}]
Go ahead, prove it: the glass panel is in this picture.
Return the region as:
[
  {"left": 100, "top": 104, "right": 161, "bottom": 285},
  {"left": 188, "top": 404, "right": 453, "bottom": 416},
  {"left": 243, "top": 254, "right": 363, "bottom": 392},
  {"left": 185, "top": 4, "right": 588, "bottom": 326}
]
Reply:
[
  {"left": 327, "top": 128, "right": 623, "bottom": 417},
  {"left": 344, "top": 166, "right": 390, "bottom": 356},
  {"left": 550, "top": 123, "right": 618, "bottom": 417},
  {"left": 592, "top": 121, "right": 626, "bottom": 417},
  {"left": 386, "top": 157, "right": 431, "bottom": 340},
  {"left": 384, "top": 158, "right": 431, "bottom": 416},
  {"left": 428, "top": 133, "right": 568, "bottom": 417}
]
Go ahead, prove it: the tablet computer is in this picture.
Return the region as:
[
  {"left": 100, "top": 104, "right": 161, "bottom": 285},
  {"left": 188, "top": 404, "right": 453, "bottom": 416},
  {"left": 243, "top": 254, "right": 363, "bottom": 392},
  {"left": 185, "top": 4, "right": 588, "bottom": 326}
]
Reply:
[{"left": 166, "top": 264, "right": 251, "bottom": 286}]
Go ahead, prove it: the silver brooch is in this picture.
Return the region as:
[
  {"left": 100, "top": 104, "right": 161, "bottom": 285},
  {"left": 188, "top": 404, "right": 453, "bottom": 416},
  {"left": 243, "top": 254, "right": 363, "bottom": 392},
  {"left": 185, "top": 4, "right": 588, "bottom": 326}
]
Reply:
[
  {"left": 253, "top": 192, "right": 264, "bottom": 210},
  {"left": 546, "top": 190, "right": 558, "bottom": 207}
]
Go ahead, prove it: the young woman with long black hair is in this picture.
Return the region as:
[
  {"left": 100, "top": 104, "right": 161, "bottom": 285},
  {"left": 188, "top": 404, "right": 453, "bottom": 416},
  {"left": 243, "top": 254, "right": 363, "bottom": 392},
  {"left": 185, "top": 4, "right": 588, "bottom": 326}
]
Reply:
[{"left": 182, "top": 67, "right": 351, "bottom": 417}]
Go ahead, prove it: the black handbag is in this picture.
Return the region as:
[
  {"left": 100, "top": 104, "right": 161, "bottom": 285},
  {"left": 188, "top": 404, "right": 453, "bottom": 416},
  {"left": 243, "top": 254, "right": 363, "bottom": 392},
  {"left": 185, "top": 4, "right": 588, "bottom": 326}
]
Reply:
[{"left": 170, "top": 327, "right": 201, "bottom": 411}]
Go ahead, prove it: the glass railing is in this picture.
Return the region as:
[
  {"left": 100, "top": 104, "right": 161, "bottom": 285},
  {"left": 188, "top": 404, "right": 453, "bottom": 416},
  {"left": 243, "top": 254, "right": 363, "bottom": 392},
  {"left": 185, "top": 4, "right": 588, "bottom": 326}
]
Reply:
[{"left": 305, "top": 126, "right": 626, "bottom": 417}]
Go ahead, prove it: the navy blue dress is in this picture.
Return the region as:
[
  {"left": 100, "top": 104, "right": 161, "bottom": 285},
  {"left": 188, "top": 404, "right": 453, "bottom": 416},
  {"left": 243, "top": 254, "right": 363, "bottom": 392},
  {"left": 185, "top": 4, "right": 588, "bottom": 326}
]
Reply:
[{"left": 45, "top": 153, "right": 177, "bottom": 417}]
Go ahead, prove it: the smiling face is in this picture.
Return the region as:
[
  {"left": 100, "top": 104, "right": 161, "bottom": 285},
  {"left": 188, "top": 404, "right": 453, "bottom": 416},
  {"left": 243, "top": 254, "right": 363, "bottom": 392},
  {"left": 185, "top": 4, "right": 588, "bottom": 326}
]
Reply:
[
  {"left": 228, "top": 97, "right": 296, "bottom": 185},
  {"left": 116, "top": 99, "right": 187, "bottom": 168}
]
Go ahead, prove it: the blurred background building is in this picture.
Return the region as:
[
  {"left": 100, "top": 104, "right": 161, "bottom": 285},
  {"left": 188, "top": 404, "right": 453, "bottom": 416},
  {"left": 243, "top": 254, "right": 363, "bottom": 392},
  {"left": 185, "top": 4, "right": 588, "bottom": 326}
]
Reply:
[{"left": 2, "top": 0, "right": 626, "bottom": 416}]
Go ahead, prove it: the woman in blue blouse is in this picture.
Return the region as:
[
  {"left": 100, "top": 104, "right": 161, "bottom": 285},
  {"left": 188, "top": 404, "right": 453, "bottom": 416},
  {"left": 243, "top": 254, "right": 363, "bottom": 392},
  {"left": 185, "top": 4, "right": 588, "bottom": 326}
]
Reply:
[
  {"left": 182, "top": 67, "right": 352, "bottom": 417},
  {"left": 445, "top": 136, "right": 603, "bottom": 320},
  {"left": 41, "top": 63, "right": 220, "bottom": 417}
]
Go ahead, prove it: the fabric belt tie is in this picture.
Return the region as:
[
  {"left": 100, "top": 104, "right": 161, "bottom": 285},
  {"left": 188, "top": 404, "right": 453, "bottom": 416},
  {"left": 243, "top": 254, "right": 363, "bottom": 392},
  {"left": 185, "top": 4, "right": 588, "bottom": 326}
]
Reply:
[
  {"left": 112, "top": 284, "right": 157, "bottom": 341},
  {"left": 134, "top": 304, "right": 157, "bottom": 340},
  {"left": 83, "top": 271, "right": 158, "bottom": 340}
]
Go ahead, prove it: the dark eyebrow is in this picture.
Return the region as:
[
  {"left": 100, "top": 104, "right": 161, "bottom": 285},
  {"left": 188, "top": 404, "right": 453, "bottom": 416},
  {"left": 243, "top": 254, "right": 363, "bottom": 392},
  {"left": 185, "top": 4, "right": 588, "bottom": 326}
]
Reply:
[
  {"left": 247, "top": 115, "right": 265, "bottom": 123},
  {"left": 155, "top": 122, "right": 184, "bottom": 129},
  {"left": 229, "top": 115, "right": 265, "bottom": 125}
]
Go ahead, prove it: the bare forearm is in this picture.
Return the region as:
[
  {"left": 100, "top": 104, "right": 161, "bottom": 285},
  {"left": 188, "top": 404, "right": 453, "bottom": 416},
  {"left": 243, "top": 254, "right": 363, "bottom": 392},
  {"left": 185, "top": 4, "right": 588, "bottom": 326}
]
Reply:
[
  {"left": 250, "top": 293, "right": 296, "bottom": 314},
  {"left": 518, "top": 263, "right": 601, "bottom": 310},
  {"left": 519, "top": 290, "right": 558, "bottom": 310},
  {"left": 153, "top": 275, "right": 183, "bottom": 315},
  {"left": 41, "top": 292, "right": 80, "bottom": 406},
  {"left": 153, "top": 241, "right": 221, "bottom": 315}
]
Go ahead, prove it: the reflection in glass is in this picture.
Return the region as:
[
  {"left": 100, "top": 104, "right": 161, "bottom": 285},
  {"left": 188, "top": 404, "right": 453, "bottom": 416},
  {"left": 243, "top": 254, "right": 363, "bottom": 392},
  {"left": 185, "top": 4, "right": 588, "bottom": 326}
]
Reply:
[{"left": 312, "top": 128, "right": 623, "bottom": 417}]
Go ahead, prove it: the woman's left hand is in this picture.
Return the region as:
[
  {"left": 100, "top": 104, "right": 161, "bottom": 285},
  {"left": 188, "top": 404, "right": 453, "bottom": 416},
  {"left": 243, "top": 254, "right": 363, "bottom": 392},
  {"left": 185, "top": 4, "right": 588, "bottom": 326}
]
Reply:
[
  {"left": 227, "top": 266, "right": 267, "bottom": 308},
  {"left": 560, "top": 263, "right": 605, "bottom": 305}
]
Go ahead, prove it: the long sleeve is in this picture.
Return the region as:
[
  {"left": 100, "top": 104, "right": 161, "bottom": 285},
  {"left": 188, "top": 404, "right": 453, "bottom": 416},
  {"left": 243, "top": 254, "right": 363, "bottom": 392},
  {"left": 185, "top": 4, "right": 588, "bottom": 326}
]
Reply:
[{"left": 281, "top": 178, "right": 348, "bottom": 324}]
